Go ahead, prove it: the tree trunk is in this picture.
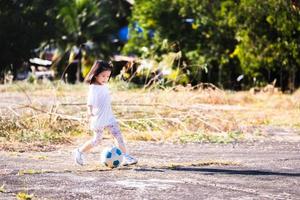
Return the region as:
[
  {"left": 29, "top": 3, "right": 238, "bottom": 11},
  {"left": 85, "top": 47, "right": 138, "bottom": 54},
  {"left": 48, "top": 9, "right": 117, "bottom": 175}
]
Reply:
[
  {"left": 12, "top": 61, "right": 21, "bottom": 81},
  {"left": 288, "top": 67, "right": 296, "bottom": 92},
  {"left": 280, "top": 66, "right": 283, "bottom": 90},
  {"left": 218, "top": 65, "right": 222, "bottom": 88},
  {"left": 76, "top": 59, "right": 81, "bottom": 83},
  {"left": 76, "top": 48, "right": 82, "bottom": 83}
]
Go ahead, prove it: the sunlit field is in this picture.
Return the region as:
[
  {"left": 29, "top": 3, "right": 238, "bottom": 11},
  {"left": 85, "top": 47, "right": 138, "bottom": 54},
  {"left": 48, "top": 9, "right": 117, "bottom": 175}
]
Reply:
[{"left": 1, "top": 80, "right": 299, "bottom": 151}]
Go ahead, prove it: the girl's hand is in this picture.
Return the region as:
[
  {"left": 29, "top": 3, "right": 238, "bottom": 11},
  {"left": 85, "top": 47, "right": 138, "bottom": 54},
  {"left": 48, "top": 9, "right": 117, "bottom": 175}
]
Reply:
[
  {"left": 87, "top": 105, "right": 94, "bottom": 118},
  {"left": 86, "top": 112, "right": 94, "bottom": 121},
  {"left": 87, "top": 112, "right": 94, "bottom": 117}
]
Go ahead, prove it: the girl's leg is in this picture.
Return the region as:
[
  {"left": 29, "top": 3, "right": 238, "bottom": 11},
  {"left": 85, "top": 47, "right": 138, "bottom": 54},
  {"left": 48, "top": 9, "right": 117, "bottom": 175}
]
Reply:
[
  {"left": 74, "top": 128, "right": 104, "bottom": 165},
  {"left": 108, "top": 122, "right": 138, "bottom": 165},
  {"left": 107, "top": 123, "right": 127, "bottom": 154},
  {"left": 79, "top": 128, "right": 104, "bottom": 153}
]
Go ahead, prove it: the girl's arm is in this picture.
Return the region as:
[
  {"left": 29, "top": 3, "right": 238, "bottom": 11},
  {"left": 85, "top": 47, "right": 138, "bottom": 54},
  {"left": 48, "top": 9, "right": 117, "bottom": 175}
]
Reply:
[{"left": 87, "top": 105, "right": 94, "bottom": 117}]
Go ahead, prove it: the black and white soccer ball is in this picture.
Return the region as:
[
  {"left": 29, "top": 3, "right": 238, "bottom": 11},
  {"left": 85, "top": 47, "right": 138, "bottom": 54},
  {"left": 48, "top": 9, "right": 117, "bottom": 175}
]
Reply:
[{"left": 101, "top": 146, "right": 123, "bottom": 168}]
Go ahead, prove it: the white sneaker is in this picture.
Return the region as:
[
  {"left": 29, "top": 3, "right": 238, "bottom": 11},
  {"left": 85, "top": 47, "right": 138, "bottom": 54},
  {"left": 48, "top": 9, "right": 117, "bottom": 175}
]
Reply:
[
  {"left": 123, "top": 154, "right": 138, "bottom": 166},
  {"left": 74, "top": 148, "right": 84, "bottom": 166}
]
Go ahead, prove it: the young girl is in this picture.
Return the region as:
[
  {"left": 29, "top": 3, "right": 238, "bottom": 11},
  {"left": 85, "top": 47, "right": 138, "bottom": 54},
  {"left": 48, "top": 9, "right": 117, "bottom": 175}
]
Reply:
[{"left": 74, "top": 60, "right": 137, "bottom": 166}]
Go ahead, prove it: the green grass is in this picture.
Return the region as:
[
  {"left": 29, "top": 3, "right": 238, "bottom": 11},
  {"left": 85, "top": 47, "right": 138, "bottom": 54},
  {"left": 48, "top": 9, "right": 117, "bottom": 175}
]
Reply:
[
  {"left": 0, "top": 115, "right": 84, "bottom": 144},
  {"left": 17, "top": 192, "right": 34, "bottom": 200},
  {"left": 0, "top": 184, "right": 5, "bottom": 193},
  {"left": 1, "top": 82, "right": 299, "bottom": 148},
  {"left": 179, "top": 131, "right": 244, "bottom": 144}
]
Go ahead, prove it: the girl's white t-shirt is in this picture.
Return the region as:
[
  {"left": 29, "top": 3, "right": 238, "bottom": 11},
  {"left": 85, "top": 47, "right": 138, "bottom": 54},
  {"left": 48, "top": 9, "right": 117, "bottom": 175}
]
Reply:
[{"left": 87, "top": 84, "right": 116, "bottom": 130}]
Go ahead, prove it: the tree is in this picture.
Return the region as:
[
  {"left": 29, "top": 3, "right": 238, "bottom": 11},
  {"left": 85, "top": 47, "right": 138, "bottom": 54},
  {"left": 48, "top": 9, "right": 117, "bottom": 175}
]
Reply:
[
  {"left": 55, "top": 0, "right": 132, "bottom": 82},
  {"left": 0, "top": 0, "right": 132, "bottom": 82},
  {"left": 0, "top": 0, "right": 59, "bottom": 80},
  {"left": 123, "top": 0, "right": 300, "bottom": 90},
  {"left": 123, "top": 0, "right": 240, "bottom": 88},
  {"left": 227, "top": 0, "right": 300, "bottom": 89}
]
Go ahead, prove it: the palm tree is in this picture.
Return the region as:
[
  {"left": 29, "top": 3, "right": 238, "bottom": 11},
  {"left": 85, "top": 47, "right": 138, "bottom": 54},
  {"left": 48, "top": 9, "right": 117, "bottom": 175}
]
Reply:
[{"left": 56, "top": 0, "right": 117, "bottom": 82}]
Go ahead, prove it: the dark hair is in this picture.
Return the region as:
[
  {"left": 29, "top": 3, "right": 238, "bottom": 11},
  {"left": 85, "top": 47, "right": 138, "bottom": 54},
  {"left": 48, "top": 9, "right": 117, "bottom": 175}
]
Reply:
[{"left": 84, "top": 60, "right": 113, "bottom": 84}]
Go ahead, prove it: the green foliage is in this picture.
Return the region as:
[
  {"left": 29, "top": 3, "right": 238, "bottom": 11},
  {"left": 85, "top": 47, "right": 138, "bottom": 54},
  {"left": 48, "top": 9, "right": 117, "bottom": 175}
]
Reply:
[
  {"left": 0, "top": 0, "right": 131, "bottom": 79},
  {"left": 0, "top": 0, "right": 299, "bottom": 89},
  {"left": 123, "top": 0, "right": 300, "bottom": 89},
  {"left": 123, "top": 0, "right": 240, "bottom": 87},
  {"left": 0, "top": 0, "right": 59, "bottom": 77},
  {"left": 233, "top": 0, "right": 300, "bottom": 85},
  {"left": 56, "top": 0, "right": 131, "bottom": 57}
]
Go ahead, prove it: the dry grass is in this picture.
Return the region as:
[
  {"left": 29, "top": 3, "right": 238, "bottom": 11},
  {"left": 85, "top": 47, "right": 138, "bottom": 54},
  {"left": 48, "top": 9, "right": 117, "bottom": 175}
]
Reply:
[{"left": 0, "top": 81, "right": 299, "bottom": 149}]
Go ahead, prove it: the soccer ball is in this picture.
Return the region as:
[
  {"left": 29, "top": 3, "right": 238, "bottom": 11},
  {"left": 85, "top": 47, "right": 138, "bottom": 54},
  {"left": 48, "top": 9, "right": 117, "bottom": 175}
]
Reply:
[{"left": 101, "top": 146, "right": 123, "bottom": 168}]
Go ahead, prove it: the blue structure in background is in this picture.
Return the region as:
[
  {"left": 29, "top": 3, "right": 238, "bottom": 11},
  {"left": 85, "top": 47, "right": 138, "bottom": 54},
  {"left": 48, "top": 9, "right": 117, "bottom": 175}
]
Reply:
[
  {"left": 118, "top": 22, "right": 155, "bottom": 42},
  {"left": 118, "top": 26, "right": 129, "bottom": 42},
  {"left": 133, "top": 22, "right": 143, "bottom": 33},
  {"left": 148, "top": 29, "right": 155, "bottom": 38}
]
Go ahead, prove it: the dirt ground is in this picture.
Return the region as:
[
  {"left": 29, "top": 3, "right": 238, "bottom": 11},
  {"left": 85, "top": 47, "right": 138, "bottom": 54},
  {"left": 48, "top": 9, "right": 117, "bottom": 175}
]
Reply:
[
  {"left": 0, "top": 89, "right": 300, "bottom": 199},
  {"left": 0, "top": 137, "right": 300, "bottom": 200}
]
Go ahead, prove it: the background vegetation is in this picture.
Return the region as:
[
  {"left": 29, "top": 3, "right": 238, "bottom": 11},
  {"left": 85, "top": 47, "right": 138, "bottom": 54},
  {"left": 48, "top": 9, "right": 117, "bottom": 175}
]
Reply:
[
  {"left": 1, "top": 82, "right": 299, "bottom": 150},
  {"left": 0, "top": 0, "right": 300, "bottom": 90}
]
